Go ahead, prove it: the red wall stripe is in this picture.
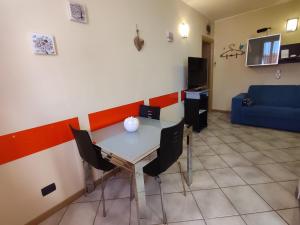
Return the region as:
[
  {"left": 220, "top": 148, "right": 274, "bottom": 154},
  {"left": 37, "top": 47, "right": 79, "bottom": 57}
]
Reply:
[
  {"left": 0, "top": 92, "right": 182, "bottom": 164},
  {"left": 0, "top": 118, "right": 80, "bottom": 165},
  {"left": 89, "top": 101, "right": 144, "bottom": 132},
  {"left": 181, "top": 90, "right": 186, "bottom": 101},
  {"left": 149, "top": 92, "right": 178, "bottom": 108}
]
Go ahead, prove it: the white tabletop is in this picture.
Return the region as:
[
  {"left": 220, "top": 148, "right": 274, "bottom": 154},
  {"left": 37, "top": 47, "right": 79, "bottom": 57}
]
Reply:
[{"left": 92, "top": 117, "right": 177, "bottom": 164}]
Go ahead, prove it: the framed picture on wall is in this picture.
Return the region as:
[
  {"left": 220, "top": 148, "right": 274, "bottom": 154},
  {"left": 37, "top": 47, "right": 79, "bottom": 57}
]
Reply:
[
  {"left": 31, "top": 33, "right": 57, "bottom": 55},
  {"left": 68, "top": 2, "right": 88, "bottom": 23}
]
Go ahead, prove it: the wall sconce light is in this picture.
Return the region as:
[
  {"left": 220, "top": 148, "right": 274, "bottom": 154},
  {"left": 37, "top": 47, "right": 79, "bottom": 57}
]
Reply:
[
  {"left": 179, "top": 23, "right": 190, "bottom": 38},
  {"left": 286, "top": 18, "right": 298, "bottom": 32}
]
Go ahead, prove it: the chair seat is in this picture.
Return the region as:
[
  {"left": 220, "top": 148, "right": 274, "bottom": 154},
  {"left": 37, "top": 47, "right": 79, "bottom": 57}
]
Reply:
[
  {"left": 143, "top": 156, "right": 161, "bottom": 177},
  {"left": 98, "top": 157, "right": 116, "bottom": 172},
  {"left": 93, "top": 145, "right": 116, "bottom": 171}
]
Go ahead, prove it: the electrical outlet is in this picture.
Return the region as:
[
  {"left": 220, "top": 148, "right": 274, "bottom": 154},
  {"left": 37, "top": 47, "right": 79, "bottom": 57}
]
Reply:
[
  {"left": 275, "top": 69, "right": 281, "bottom": 79},
  {"left": 41, "top": 183, "right": 56, "bottom": 197}
]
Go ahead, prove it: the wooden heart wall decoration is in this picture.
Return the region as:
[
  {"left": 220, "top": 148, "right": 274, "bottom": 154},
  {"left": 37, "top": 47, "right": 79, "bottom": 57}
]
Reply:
[{"left": 134, "top": 25, "right": 144, "bottom": 52}]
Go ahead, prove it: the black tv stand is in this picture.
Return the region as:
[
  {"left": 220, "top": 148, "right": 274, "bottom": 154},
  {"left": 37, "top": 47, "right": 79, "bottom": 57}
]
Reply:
[
  {"left": 184, "top": 89, "right": 208, "bottom": 132},
  {"left": 189, "top": 86, "right": 207, "bottom": 91}
]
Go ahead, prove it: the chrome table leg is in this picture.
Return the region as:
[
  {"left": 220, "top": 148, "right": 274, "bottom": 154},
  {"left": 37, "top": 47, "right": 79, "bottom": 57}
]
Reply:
[
  {"left": 134, "top": 162, "right": 147, "bottom": 224},
  {"left": 133, "top": 151, "right": 157, "bottom": 225}
]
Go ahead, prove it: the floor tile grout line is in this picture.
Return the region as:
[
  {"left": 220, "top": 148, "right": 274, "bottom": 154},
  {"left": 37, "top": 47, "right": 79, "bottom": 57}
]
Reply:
[
  {"left": 279, "top": 161, "right": 300, "bottom": 175},
  {"left": 249, "top": 182, "right": 300, "bottom": 211},
  {"left": 204, "top": 118, "right": 300, "bottom": 224},
  {"left": 158, "top": 168, "right": 295, "bottom": 193},
  {"left": 163, "top": 207, "right": 299, "bottom": 223},
  {"left": 196, "top": 154, "right": 231, "bottom": 169},
  {"left": 193, "top": 141, "right": 300, "bottom": 181},
  {"left": 165, "top": 218, "right": 206, "bottom": 225},
  {"left": 207, "top": 169, "right": 246, "bottom": 187},
  {"left": 216, "top": 153, "right": 297, "bottom": 213},
  {"left": 56, "top": 115, "right": 300, "bottom": 225},
  {"left": 276, "top": 212, "right": 293, "bottom": 225},
  {"left": 57, "top": 205, "right": 70, "bottom": 225},
  {"left": 230, "top": 166, "right": 275, "bottom": 185},
  {"left": 201, "top": 145, "right": 298, "bottom": 223},
  {"left": 240, "top": 207, "right": 300, "bottom": 215},
  {"left": 219, "top": 150, "right": 257, "bottom": 167},
  {"left": 232, "top": 163, "right": 299, "bottom": 216},
  {"left": 167, "top": 218, "right": 205, "bottom": 224},
  {"left": 277, "top": 180, "right": 300, "bottom": 193},
  {"left": 252, "top": 162, "right": 299, "bottom": 182},
  {"left": 75, "top": 196, "right": 132, "bottom": 204},
  {"left": 154, "top": 133, "right": 298, "bottom": 223},
  {"left": 202, "top": 167, "right": 249, "bottom": 225},
  {"left": 227, "top": 167, "right": 279, "bottom": 212},
  {"left": 91, "top": 142, "right": 298, "bottom": 220},
  {"left": 189, "top": 189, "right": 209, "bottom": 225},
  {"left": 202, "top": 210, "right": 273, "bottom": 222},
  {"left": 71, "top": 179, "right": 299, "bottom": 205}
]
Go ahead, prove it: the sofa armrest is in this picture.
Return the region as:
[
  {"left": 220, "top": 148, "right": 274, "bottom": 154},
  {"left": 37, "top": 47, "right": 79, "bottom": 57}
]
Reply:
[
  {"left": 231, "top": 93, "right": 247, "bottom": 123},
  {"left": 233, "top": 93, "right": 248, "bottom": 102}
]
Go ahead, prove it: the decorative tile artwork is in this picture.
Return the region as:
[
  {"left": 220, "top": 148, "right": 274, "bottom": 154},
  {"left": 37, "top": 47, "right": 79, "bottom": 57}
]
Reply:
[
  {"left": 68, "top": 2, "right": 87, "bottom": 23},
  {"left": 31, "top": 33, "right": 56, "bottom": 55}
]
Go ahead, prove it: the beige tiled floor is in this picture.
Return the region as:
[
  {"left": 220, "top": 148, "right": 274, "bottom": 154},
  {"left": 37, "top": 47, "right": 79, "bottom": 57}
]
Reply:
[{"left": 40, "top": 112, "right": 300, "bottom": 225}]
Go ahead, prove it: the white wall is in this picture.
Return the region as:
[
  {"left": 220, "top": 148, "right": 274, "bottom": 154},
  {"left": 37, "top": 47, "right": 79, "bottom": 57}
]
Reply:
[
  {"left": 0, "top": 1, "right": 211, "bottom": 224},
  {"left": 212, "top": 0, "right": 300, "bottom": 111}
]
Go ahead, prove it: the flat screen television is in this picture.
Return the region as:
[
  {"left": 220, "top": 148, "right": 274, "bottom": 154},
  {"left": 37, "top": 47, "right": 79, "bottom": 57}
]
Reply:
[
  {"left": 188, "top": 57, "right": 207, "bottom": 89},
  {"left": 246, "top": 34, "right": 281, "bottom": 67}
]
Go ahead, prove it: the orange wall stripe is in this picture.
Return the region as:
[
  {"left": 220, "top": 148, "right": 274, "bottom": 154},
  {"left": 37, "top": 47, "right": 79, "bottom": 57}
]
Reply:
[
  {"left": 89, "top": 101, "right": 144, "bottom": 132},
  {"left": 0, "top": 118, "right": 80, "bottom": 165},
  {"left": 149, "top": 92, "right": 178, "bottom": 108}
]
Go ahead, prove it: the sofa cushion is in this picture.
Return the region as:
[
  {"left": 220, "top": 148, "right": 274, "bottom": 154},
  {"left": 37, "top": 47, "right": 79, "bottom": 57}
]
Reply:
[
  {"left": 248, "top": 85, "right": 300, "bottom": 108},
  {"left": 241, "top": 105, "right": 300, "bottom": 121}
]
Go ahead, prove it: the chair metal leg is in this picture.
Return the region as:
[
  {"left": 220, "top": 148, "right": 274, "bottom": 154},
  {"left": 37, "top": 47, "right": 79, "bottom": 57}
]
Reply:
[
  {"left": 83, "top": 160, "right": 95, "bottom": 193},
  {"left": 130, "top": 173, "right": 134, "bottom": 201},
  {"left": 177, "top": 161, "right": 187, "bottom": 196},
  {"left": 156, "top": 176, "right": 167, "bottom": 224},
  {"left": 296, "top": 180, "right": 300, "bottom": 200},
  {"left": 101, "top": 173, "right": 107, "bottom": 217}
]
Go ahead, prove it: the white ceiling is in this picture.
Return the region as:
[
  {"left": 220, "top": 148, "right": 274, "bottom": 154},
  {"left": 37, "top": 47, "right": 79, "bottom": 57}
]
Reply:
[{"left": 182, "top": 0, "right": 293, "bottom": 20}]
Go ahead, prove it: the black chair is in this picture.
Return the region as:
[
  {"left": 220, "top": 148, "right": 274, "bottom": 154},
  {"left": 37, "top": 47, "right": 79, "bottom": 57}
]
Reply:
[
  {"left": 143, "top": 119, "right": 185, "bottom": 224},
  {"left": 139, "top": 105, "right": 161, "bottom": 120},
  {"left": 70, "top": 126, "right": 116, "bottom": 217}
]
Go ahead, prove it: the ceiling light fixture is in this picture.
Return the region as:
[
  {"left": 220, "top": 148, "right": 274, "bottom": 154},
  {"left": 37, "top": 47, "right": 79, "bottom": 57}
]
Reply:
[{"left": 286, "top": 18, "right": 298, "bottom": 32}]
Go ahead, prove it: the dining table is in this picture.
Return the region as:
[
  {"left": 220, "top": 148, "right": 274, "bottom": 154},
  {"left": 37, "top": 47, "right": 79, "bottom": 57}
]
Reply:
[{"left": 92, "top": 117, "right": 193, "bottom": 224}]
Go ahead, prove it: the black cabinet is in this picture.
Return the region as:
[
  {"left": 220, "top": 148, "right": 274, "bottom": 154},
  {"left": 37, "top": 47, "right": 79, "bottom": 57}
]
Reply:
[
  {"left": 279, "top": 43, "right": 300, "bottom": 64},
  {"left": 184, "top": 91, "right": 208, "bottom": 132}
]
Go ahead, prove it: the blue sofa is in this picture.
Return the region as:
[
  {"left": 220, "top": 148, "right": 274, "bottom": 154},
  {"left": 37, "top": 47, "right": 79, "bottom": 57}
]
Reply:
[{"left": 231, "top": 85, "right": 300, "bottom": 132}]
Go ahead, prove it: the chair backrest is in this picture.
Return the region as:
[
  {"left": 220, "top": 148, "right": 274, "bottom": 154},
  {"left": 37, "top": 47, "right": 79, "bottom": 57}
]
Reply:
[
  {"left": 156, "top": 119, "right": 184, "bottom": 174},
  {"left": 139, "top": 105, "right": 161, "bottom": 120},
  {"left": 70, "top": 126, "right": 103, "bottom": 170}
]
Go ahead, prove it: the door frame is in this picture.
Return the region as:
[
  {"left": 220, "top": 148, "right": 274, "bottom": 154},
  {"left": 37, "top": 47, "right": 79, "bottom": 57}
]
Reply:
[{"left": 202, "top": 35, "right": 214, "bottom": 112}]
